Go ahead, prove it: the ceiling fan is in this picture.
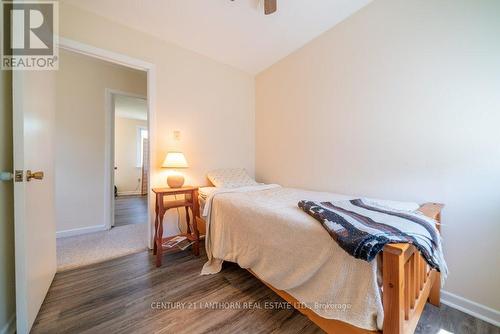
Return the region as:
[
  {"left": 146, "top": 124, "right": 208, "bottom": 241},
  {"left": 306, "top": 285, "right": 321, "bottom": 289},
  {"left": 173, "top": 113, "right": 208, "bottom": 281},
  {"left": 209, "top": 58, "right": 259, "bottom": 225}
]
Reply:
[{"left": 230, "top": 0, "right": 277, "bottom": 15}]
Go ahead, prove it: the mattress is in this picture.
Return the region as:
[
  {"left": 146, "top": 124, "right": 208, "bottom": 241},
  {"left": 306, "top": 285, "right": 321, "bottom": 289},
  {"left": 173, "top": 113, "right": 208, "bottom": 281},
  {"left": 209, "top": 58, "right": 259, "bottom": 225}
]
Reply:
[{"left": 200, "top": 184, "right": 421, "bottom": 331}]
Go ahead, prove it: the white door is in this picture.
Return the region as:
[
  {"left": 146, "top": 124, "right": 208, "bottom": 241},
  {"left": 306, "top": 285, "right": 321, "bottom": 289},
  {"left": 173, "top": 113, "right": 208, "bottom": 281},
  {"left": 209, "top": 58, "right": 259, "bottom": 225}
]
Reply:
[{"left": 13, "top": 69, "right": 57, "bottom": 334}]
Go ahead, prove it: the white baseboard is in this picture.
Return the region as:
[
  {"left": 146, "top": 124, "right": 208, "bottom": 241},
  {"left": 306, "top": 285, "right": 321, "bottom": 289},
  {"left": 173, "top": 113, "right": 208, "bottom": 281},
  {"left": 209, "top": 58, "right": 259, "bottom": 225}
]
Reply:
[
  {"left": 117, "top": 190, "right": 142, "bottom": 196},
  {"left": 441, "top": 290, "right": 500, "bottom": 327},
  {"left": 0, "top": 314, "right": 15, "bottom": 334},
  {"left": 56, "top": 224, "right": 108, "bottom": 238}
]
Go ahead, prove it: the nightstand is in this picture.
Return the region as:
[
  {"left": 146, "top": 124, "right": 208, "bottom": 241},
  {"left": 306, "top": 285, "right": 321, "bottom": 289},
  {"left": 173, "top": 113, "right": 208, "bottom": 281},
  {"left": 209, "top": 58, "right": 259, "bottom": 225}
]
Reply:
[{"left": 152, "top": 186, "right": 200, "bottom": 267}]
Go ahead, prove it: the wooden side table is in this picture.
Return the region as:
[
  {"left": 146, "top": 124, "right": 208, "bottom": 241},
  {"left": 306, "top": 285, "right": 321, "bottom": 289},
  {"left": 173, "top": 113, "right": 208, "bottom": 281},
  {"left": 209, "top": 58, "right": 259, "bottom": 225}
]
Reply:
[{"left": 152, "top": 186, "right": 200, "bottom": 267}]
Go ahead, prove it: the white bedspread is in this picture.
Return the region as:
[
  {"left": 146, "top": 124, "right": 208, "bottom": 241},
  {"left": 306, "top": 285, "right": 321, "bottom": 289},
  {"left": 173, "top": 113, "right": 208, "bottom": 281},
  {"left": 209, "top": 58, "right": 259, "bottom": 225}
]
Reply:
[{"left": 201, "top": 185, "right": 420, "bottom": 330}]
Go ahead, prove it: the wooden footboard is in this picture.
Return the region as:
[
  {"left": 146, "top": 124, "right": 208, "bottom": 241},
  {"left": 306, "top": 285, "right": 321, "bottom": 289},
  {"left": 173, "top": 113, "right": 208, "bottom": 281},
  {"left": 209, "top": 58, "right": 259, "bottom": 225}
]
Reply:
[
  {"left": 198, "top": 201, "right": 444, "bottom": 334},
  {"left": 382, "top": 203, "right": 443, "bottom": 334}
]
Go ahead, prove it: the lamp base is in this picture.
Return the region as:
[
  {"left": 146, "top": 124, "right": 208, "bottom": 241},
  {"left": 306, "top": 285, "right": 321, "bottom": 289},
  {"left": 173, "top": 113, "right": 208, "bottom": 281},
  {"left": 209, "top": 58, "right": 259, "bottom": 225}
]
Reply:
[{"left": 167, "top": 174, "right": 185, "bottom": 188}]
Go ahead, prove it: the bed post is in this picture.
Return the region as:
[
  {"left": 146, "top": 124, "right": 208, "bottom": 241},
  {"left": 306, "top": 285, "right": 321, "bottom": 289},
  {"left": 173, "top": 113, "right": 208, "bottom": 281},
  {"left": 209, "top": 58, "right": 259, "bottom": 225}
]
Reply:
[
  {"left": 419, "top": 203, "right": 443, "bottom": 307},
  {"left": 421, "top": 203, "right": 444, "bottom": 307},
  {"left": 383, "top": 247, "right": 405, "bottom": 334},
  {"left": 428, "top": 274, "right": 440, "bottom": 307}
]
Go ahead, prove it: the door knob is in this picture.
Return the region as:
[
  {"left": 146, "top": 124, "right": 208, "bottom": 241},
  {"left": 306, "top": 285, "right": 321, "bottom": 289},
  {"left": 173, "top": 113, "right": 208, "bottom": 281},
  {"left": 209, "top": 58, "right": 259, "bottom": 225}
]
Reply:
[{"left": 26, "top": 170, "right": 44, "bottom": 182}]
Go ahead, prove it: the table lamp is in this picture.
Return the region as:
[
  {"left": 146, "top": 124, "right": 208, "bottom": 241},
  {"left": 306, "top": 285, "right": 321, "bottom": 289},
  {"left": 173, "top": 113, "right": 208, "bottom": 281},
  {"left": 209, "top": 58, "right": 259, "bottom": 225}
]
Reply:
[{"left": 162, "top": 152, "right": 188, "bottom": 188}]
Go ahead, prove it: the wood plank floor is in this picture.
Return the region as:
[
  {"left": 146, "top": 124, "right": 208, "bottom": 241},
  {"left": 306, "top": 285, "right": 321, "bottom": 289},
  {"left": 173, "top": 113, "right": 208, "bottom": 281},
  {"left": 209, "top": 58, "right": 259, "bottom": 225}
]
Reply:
[
  {"left": 33, "top": 250, "right": 500, "bottom": 334},
  {"left": 114, "top": 195, "right": 148, "bottom": 227}
]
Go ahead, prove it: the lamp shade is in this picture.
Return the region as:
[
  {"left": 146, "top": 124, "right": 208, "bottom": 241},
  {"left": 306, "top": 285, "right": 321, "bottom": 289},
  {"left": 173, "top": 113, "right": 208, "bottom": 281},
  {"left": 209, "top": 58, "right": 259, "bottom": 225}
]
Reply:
[{"left": 162, "top": 152, "right": 188, "bottom": 168}]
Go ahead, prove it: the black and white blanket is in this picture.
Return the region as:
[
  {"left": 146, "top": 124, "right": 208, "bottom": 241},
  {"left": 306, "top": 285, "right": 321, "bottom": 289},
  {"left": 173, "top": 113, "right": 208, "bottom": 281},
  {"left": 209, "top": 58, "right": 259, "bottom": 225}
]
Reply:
[{"left": 298, "top": 199, "right": 447, "bottom": 277}]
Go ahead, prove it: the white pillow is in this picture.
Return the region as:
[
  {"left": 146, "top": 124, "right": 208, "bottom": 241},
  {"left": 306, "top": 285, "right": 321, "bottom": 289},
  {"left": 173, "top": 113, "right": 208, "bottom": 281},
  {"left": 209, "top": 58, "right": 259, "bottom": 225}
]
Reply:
[{"left": 207, "top": 168, "right": 258, "bottom": 188}]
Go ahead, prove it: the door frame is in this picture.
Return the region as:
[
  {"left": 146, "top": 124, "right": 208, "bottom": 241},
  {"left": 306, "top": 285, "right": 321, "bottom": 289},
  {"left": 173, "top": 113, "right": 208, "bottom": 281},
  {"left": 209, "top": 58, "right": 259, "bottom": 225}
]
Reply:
[
  {"left": 58, "top": 37, "right": 157, "bottom": 249},
  {"left": 105, "top": 89, "right": 147, "bottom": 229}
]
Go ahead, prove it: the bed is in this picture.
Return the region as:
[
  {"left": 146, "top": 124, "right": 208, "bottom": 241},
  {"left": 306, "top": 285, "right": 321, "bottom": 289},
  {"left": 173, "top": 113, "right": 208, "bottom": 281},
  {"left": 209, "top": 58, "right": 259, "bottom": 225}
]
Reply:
[{"left": 196, "top": 184, "right": 444, "bottom": 334}]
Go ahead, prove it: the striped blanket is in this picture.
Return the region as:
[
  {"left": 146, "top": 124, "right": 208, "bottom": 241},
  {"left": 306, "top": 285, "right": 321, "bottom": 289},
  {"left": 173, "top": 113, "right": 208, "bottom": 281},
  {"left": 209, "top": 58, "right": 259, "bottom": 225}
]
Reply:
[{"left": 298, "top": 199, "right": 447, "bottom": 278}]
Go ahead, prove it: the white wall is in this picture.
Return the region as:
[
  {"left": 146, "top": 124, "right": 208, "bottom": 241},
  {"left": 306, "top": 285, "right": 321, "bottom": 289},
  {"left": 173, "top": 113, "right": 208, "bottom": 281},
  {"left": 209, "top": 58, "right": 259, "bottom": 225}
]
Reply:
[
  {"left": 55, "top": 49, "right": 147, "bottom": 235},
  {"left": 59, "top": 2, "right": 255, "bottom": 236},
  {"left": 256, "top": 0, "right": 500, "bottom": 318},
  {"left": 114, "top": 116, "right": 147, "bottom": 195}
]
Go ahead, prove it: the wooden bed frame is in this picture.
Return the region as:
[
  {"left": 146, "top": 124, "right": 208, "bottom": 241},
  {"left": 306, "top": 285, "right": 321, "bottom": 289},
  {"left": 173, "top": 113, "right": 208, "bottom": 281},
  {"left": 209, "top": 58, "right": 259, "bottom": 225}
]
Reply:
[{"left": 197, "top": 202, "right": 444, "bottom": 334}]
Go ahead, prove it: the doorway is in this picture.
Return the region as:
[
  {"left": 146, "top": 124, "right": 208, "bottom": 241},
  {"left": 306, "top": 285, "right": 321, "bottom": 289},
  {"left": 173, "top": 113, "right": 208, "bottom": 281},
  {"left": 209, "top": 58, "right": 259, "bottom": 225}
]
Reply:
[
  {"left": 13, "top": 36, "right": 157, "bottom": 333},
  {"left": 112, "top": 93, "right": 149, "bottom": 228},
  {"left": 53, "top": 47, "right": 152, "bottom": 271}
]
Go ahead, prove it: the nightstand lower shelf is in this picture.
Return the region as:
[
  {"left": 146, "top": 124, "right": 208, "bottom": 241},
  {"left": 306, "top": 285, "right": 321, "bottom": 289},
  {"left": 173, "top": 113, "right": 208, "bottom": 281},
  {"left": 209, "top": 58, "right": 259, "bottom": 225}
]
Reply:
[
  {"left": 160, "top": 234, "right": 196, "bottom": 250},
  {"left": 152, "top": 186, "right": 201, "bottom": 267}
]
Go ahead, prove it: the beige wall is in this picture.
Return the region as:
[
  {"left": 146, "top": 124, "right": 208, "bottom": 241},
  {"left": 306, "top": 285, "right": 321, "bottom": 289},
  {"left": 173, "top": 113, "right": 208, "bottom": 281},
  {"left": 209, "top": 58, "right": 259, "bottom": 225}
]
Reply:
[
  {"left": 59, "top": 3, "right": 255, "bottom": 236},
  {"left": 55, "top": 49, "right": 147, "bottom": 234},
  {"left": 0, "top": 65, "right": 15, "bottom": 332},
  {"left": 256, "top": 0, "right": 500, "bottom": 312},
  {"left": 114, "top": 117, "right": 147, "bottom": 195}
]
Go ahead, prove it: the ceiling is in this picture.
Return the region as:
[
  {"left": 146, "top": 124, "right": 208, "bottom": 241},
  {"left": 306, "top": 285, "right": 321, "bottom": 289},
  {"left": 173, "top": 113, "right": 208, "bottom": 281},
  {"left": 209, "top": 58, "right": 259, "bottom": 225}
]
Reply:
[
  {"left": 115, "top": 95, "right": 147, "bottom": 121},
  {"left": 63, "top": 0, "right": 372, "bottom": 74}
]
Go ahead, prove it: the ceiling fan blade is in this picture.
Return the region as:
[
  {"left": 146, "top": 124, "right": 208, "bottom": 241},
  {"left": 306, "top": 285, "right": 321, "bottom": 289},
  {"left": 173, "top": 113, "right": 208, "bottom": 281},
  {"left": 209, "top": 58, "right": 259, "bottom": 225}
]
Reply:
[{"left": 264, "top": 0, "right": 277, "bottom": 15}]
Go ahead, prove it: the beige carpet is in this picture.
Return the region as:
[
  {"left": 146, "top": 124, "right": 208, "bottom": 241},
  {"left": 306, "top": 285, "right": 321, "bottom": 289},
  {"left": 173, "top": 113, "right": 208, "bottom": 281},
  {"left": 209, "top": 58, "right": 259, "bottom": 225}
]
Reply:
[{"left": 57, "top": 223, "right": 148, "bottom": 272}]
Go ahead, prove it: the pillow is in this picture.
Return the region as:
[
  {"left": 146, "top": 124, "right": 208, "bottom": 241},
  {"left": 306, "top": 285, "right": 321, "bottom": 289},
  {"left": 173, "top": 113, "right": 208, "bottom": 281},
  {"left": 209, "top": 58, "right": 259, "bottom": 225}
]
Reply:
[{"left": 207, "top": 168, "right": 258, "bottom": 188}]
